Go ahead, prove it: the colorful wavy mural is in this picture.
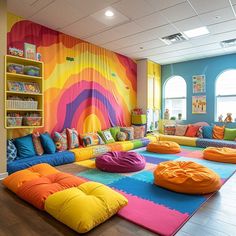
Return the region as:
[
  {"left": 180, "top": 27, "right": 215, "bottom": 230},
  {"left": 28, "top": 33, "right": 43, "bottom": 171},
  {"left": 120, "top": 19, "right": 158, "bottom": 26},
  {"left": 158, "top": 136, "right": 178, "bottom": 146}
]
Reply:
[{"left": 7, "top": 13, "right": 137, "bottom": 135}]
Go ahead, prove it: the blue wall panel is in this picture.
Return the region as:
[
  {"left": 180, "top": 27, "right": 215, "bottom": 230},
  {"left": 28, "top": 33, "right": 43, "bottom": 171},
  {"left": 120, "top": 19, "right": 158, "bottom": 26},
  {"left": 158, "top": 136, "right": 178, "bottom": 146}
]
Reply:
[{"left": 162, "top": 53, "right": 236, "bottom": 125}]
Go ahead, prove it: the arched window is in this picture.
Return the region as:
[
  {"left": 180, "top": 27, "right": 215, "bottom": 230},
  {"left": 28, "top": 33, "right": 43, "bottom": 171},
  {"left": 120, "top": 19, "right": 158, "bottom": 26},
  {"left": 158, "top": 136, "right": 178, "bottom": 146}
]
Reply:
[
  {"left": 216, "top": 69, "right": 236, "bottom": 121},
  {"left": 164, "top": 76, "right": 187, "bottom": 119}
]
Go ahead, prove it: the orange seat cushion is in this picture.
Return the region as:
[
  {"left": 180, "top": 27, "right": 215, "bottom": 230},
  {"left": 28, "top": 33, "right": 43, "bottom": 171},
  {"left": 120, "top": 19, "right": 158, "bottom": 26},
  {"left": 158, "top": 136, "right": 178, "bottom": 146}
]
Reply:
[
  {"left": 17, "top": 172, "right": 86, "bottom": 210},
  {"left": 203, "top": 147, "right": 236, "bottom": 164},
  {"left": 154, "top": 161, "right": 221, "bottom": 194},
  {"left": 213, "top": 125, "right": 225, "bottom": 139},
  {"left": 3, "top": 163, "right": 59, "bottom": 193},
  {"left": 147, "top": 141, "right": 181, "bottom": 154}
]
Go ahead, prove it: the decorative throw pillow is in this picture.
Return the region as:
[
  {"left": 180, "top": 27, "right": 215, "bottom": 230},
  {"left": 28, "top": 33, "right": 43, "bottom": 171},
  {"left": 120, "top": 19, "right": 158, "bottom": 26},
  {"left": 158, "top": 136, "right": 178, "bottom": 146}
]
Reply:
[
  {"left": 120, "top": 127, "right": 134, "bottom": 140},
  {"left": 80, "top": 133, "right": 104, "bottom": 147},
  {"left": 163, "top": 125, "right": 176, "bottom": 135},
  {"left": 66, "top": 128, "right": 79, "bottom": 149},
  {"left": 54, "top": 130, "right": 68, "bottom": 151},
  {"left": 40, "top": 132, "right": 56, "bottom": 154},
  {"left": 98, "top": 129, "right": 115, "bottom": 144},
  {"left": 132, "top": 125, "right": 145, "bottom": 139},
  {"left": 202, "top": 126, "right": 213, "bottom": 139},
  {"left": 110, "top": 127, "right": 120, "bottom": 141},
  {"left": 185, "top": 125, "right": 200, "bottom": 137},
  {"left": 117, "top": 131, "right": 126, "bottom": 141},
  {"left": 175, "top": 125, "right": 188, "bottom": 136},
  {"left": 197, "top": 126, "right": 203, "bottom": 138},
  {"left": 14, "top": 134, "right": 36, "bottom": 158},
  {"left": 32, "top": 132, "right": 44, "bottom": 156},
  {"left": 7, "top": 140, "right": 17, "bottom": 162},
  {"left": 223, "top": 128, "right": 236, "bottom": 141},
  {"left": 213, "top": 125, "right": 225, "bottom": 140}
]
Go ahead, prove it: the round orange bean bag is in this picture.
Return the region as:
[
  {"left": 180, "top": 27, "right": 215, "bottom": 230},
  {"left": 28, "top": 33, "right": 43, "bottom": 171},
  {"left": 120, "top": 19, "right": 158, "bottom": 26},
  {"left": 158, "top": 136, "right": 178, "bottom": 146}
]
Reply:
[
  {"left": 203, "top": 147, "right": 236, "bottom": 163},
  {"left": 147, "top": 141, "right": 181, "bottom": 154},
  {"left": 154, "top": 161, "right": 221, "bottom": 194}
]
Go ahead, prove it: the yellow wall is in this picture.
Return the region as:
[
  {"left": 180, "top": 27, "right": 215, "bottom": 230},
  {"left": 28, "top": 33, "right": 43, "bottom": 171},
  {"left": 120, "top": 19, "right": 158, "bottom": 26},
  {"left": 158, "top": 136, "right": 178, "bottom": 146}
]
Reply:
[
  {"left": 0, "top": 0, "right": 7, "bottom": 175},
  {"left": 147, "top": 60, "right": 161, "bottom": 110}
]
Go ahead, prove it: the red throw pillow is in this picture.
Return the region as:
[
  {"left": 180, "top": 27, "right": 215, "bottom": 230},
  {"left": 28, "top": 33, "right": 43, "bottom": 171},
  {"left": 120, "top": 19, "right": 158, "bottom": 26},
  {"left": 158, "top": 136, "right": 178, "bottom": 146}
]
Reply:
[{"left": 185, "top": 125, "right": 200, "bottom": 137}]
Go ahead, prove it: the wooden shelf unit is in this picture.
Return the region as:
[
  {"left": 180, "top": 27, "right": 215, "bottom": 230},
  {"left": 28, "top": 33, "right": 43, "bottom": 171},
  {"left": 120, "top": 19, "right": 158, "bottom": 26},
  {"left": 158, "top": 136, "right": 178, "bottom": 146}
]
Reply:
[{"left": 5, "top": 55, "right": 44, "bottom": 129}]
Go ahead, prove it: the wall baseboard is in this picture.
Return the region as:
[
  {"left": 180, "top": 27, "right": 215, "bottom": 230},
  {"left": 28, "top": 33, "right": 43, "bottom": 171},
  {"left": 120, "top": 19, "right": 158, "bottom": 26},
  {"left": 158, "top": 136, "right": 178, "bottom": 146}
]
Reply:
[{"left": 0, "top": 172, "right": 8, "bottom": 180}]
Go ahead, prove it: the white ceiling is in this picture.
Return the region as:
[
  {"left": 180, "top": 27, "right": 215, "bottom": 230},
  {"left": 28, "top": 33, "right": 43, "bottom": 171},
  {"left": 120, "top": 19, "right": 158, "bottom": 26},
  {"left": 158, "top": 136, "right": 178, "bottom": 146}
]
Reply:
[{"left": 7, "top": 0, "right": 236, "bottom": 65}]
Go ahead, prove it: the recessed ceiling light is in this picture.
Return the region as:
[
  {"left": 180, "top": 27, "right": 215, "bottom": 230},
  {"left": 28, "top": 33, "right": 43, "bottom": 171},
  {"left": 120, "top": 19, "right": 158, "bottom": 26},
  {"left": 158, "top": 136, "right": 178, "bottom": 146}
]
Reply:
[
  {"left": 183, "top": 26, "right": 209, "bottom": 38},
  {"left": 105, "top": 10, "right": 114, "bottom": 17},
  {"left": 220, "top": 38, "right": 236, "bottom": 48}
]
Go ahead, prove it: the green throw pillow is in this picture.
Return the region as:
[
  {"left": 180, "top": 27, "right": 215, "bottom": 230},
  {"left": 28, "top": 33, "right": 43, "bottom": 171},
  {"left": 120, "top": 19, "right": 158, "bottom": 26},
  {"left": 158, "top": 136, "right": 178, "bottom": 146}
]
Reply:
[
  {"left": 223, "top": 128, "right": 236, "bottom": 141},
  {"left": 110, "top": 126, "right": 120, "bottom": 141},
  {"left": 98, "top": 129, "right": 115, "bottom": 144}
]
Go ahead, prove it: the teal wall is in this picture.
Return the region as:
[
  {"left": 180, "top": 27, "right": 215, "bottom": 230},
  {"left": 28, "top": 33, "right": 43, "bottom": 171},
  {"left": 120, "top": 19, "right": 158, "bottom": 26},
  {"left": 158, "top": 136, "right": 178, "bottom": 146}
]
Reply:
[{"left": 162, "top": 53, "right": 236, "bottom": 126}]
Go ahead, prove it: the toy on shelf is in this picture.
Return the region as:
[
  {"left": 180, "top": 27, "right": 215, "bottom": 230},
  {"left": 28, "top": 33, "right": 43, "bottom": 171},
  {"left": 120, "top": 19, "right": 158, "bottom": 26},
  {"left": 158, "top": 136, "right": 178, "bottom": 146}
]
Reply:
[
  {"left": 24, "top": 82, "right": 40, "bottom": 93},
  {"left": 224, "top": 113, "right": 233, "bottom": 123},
  {"left": 7, "top": 112, "right": 22, "bottom": 127},
  {"left": 7, "top": 63, "right": 24, "bottom": 74},
  {"left": 164, "top": 109, "right": 170, "bottom": 120},
  {"left": 8, "top": 47, "right": 23, "bottom": 57},
  {"left": 23, "top": 112, "right": 41, "bottom": 126},
  {"left": 218, "top": 114, "right": 223, "bottom": 122},
  {"left": 8, "top": 81, "right": 25, "bottom": 92},
  {"left": 132, "top": 108, "right": 143, "bottom": 115},
  {"left": 24, "top": 65, "right": 40, "bottom": 76}
]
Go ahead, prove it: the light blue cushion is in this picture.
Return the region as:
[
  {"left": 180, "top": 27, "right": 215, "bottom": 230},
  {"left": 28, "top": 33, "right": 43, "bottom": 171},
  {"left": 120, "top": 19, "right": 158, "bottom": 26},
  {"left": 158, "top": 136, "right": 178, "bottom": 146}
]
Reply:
[
  {"left": 7, "top": 140, "right": 17, "bottom": 162},
  {"left": 40, "top": 132, "right": 56, "bottom": 154},
  {"left": 202, "top": 126, "right": 213, "bottom": 139},
  {"left": 14, "top": 134, "right": 36, "bottom": 158}
]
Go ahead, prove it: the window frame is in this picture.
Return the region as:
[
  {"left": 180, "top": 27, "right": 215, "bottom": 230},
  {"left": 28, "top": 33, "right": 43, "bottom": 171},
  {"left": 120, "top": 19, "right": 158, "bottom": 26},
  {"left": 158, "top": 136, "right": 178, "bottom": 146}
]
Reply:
[
  {"left": 163, "top": 76, "right": 187, "bottom": 120},
  {"left": 215, "top": 69, "right": 236, "bottom": 121}
]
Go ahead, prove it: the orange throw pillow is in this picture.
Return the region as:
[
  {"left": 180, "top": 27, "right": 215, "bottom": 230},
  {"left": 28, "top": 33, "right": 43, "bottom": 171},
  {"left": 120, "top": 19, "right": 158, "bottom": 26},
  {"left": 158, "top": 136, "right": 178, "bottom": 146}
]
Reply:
[
  {"left": 154, "top": 161, "right": 221, "bottom": 194},
  {"left": 213, "top": 125, "right": 225, "bottom": 139}
]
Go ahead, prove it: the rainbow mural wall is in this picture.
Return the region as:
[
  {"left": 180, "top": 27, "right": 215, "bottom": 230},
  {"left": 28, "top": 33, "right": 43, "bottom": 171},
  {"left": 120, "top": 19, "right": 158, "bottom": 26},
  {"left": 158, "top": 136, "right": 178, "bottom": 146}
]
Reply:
[{"left": 7, "top": 13, "right": 137, "bottom": 135}]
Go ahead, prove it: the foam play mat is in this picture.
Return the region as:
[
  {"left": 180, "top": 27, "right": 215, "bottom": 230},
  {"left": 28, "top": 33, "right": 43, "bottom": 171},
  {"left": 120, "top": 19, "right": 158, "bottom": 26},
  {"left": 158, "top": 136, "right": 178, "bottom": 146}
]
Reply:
[{"left": 75, "top": 145, "right": 236, "bottom": 236}]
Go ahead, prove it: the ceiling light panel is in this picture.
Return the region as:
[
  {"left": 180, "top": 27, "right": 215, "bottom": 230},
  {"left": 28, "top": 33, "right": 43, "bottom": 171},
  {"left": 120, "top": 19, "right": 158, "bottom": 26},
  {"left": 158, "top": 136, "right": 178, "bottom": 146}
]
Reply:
[{"left": 183, "top": 26, "right": 209, "bottom": 38}]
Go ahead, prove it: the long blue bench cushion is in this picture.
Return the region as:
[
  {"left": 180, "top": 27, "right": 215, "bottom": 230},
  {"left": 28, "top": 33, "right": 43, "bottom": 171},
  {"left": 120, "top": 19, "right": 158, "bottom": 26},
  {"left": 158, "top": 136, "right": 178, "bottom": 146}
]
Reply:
[
  {"left": 196, "top": 138, "right": 236, "bottom": 149},
  {"left": 7, "top": 151, "right": 75, "bottom": 174}
]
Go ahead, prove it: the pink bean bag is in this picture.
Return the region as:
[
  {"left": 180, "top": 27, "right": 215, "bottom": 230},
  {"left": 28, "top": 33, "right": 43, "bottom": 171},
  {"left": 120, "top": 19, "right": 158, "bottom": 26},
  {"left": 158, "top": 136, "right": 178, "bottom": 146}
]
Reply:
[{"left": 96, "top": 151, "right": 146, "bottom": 173}]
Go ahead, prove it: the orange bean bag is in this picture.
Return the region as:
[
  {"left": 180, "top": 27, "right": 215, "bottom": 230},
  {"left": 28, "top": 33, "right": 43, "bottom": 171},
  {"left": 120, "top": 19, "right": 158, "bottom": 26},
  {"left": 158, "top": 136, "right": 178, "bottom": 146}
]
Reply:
[
  {"left": 17, "top": 172, "right": 86, "bottom": 210},
  {"left": 203, "top": 147, "right": 236, "bottom": 164},
  {"left": 147, "top": 141, "right": 181, "bottom": 154},
  {"left": 3, "top": 163, "right": 59, "bottom": 193},
  {"left": 154, "top": 161, "right": 221, "bottom": 194}
]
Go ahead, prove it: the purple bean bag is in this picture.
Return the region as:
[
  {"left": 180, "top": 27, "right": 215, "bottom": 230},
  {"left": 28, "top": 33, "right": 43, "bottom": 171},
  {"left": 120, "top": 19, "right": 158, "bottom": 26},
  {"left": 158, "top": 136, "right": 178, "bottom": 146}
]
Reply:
[{"left": 95, "top": 151, "right": 146, "bottom": 173}]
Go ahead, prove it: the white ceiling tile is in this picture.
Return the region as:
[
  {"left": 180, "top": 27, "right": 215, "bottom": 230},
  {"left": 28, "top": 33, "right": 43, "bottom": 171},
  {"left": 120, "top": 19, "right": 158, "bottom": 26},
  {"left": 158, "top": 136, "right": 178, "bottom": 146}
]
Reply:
[
  {"left": 145, "top": 0, "right": 186, "bottom": 11},
  {"left": 85, "top": 29, "right": 122, "bottom": 45},
  {"left": 160, "top": 2, "right": 196, "bottom": 22},
  {"left": 7, "top": 0, "right": 54, "bottom": 18},
  {"left": 30, "top": 0, "right": 81, "bottom": 29},
  {"left": 114, "top": 22, "right": 143, "bottom": 36},
  {"left": 91, "top": 7, "right": 129, "bottom": 26},
  {"left": 112, "top": 0, "right": 155, "bottom": 20},
  {"left": 189, "top": 0, "right": 231, "bottom": 14},
  {"left": 64, "top": 0, "right": 119, "bottom": 19},
  {"left": 199, "top": 7, "right": 235, "bottom": 25},
  {"left": 135, "top": 12, "right": 169, "bottom": 30},
  {"left": 173, "top": 16, "right": 204, "bottom": 31},
  {"left": 208, "top": 19, "right": 236, "bottom": 34},
  {"left": 61, "top": 16, "right": 108, "bottom": 38}
]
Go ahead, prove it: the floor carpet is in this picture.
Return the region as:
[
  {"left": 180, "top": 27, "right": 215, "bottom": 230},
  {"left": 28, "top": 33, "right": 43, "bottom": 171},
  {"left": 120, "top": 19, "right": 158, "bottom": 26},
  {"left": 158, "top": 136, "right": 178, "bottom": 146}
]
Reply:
[{"left": 75, "top": 146, "right": 236, "bottom": 236}]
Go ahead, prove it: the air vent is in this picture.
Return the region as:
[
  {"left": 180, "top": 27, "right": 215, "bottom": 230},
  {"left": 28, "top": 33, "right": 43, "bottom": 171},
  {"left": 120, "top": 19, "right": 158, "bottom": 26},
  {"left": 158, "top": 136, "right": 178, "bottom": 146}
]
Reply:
[
  {"left": 220, "top": 38, "right": 236, "bottom": 48},
  {"left": 161, "top": 33, "right": 188, "bottom": 45}
]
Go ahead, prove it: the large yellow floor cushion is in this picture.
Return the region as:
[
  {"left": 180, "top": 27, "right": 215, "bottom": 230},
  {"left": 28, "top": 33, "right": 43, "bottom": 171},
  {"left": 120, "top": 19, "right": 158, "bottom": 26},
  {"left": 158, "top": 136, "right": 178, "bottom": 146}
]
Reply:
[
  {"left": 45, "top": 182, "right": 128, "bottom": 233},
  {"left": 203, "top": 147, "right": 236, "bottom": 163},
  {"left": 147, "top": 141, "right": 181, "bottom": 154},
  {"left": 3, "top": 163, "right": 59, "bottom": 193},
  {"left": 154, "top": 161, "right": 221, "bottom": 194}
]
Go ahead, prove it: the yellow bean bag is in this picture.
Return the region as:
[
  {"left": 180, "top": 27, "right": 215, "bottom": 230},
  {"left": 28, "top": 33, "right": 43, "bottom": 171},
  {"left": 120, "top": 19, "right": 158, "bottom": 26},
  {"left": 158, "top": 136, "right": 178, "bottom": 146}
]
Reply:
[
  {"left": 147, "top": 141, "right": 181, "bottom": 154},
  {"left": 154, "top": 161, "right": 221, "bottom": 194},
  {"left": 203, "top": 147, "right": 236, "bottom": 163},
  {"left": 45, "top": 182, "right": 128, "bottom": 233}
]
